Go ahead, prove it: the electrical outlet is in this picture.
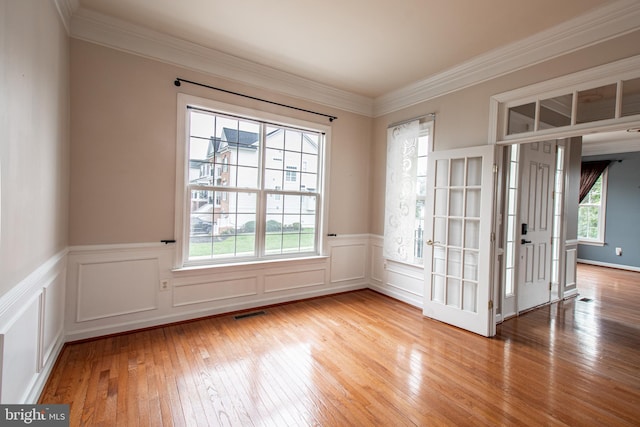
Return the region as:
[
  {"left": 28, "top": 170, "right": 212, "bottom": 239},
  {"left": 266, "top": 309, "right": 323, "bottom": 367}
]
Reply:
[
  {"left": 160, "top": 279, "right": 170, "bottom": 291},
  {"left": 615, "top": 247, "right": 622, "bottom": 256}
]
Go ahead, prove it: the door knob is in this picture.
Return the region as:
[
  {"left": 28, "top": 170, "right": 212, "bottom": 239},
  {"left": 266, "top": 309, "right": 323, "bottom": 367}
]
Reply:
[{"left": 521, "top": 239, "right": 532, "bottom": 244}]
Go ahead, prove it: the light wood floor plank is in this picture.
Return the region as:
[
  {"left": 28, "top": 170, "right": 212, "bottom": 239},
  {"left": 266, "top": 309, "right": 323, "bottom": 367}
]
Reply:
[{"left": 41, "top": 264, "right": 640, "bottom": 426}]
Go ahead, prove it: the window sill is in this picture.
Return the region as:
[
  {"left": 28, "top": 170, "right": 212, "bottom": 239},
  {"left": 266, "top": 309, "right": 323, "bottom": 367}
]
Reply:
[
  {"left": 578, "top": 240, "right": 605, "bottom": 247},
  {"left": 172, "top": 255, "right": 329, "bottom": 274}
]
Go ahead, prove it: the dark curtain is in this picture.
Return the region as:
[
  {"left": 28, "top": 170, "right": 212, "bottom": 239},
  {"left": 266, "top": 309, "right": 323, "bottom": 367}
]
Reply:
[{"left": 579, "top": 160, "right": 611, "bottom": 203}]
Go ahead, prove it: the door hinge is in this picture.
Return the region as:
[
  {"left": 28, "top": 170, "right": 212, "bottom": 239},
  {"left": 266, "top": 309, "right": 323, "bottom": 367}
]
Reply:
[
  {"left": 492, "top": 163, "right": 498, "bottom": 173},
  {"left": 549, "top": 282, "right": 552, "bottom": 291},
  {"left": 490, "top": 231, "right": 495, "bottom": 242},
  {"left": 488, "top": 300, "right": 494, "bottom": 310}
]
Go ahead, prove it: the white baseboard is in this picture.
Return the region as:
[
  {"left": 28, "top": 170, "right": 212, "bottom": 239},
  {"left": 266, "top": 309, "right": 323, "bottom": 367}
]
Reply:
[
  {"left": 577, "top": 259, "right": 640, "bottom": 273},
  {"left": 368, "top": 283, "right": 422, "bottom": 308}
]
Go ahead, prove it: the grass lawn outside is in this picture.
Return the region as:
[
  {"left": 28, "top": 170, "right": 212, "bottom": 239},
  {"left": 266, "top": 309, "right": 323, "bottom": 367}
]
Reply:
[{"left": 189, "top": 231, "right": 315, "bottom": 258}]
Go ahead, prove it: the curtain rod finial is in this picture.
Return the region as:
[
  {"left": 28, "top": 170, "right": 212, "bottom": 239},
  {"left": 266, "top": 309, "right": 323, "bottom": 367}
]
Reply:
[{"left": 174, "top": 79, "right": 181, "bottom": 87}]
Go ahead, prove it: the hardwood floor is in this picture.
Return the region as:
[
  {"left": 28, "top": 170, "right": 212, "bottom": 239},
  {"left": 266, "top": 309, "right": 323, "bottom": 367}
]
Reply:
[{"left": 40, "top": 264, "right": 640, "bottom": 426}]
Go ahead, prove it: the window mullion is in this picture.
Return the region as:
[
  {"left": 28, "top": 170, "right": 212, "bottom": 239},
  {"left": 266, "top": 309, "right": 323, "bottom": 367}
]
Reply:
[{"left": 255, "top": 122, "right": 267, "bottom": 257}]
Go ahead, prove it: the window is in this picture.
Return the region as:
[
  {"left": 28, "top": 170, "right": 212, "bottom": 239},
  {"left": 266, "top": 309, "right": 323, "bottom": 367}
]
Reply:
[
  {"left": 176, "top": 95, "right": 328, "bottom": 266},
  {"left": 578, "top": 170, "right": 607, "bottom": 244},
  {"left": 285, "top": 166, "right": 298, "bottom": 182},
  {"left": 503, "top": 144, "right": 519, "bottom": 296},
  {"left": 383, "top": 119, "right": 432, "bottom": 265}
]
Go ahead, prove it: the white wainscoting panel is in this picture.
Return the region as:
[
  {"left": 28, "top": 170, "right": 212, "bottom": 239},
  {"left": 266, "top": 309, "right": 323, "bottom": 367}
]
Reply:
[
  {"left": 41, "top": 271, "right": 65, "bottom": 371},
  {"left": 565, "top": 245, "right": 578, "bottom": 298},
  {"left": 0, "top": 296, "right": 40, "bottom": 403},
  {"left": 0, "top": 250, "right": 66, "bottom": 404},
  {"left": 368, "top": 235, "right": 424, "bottom": 308},
  {"left": 380, "top": 261, "right": 424, "bottom": 308},
  {"left": 370, "top": 238, "right": 384, "bottom": 284},
  {"left": 264, "top": 268, "right": 326, "bottom": 293},
  {"left": 66, "top": 238, "right": 368, "bottom": 341},
  {"left": 173, "top": 276, "right": 258, "bottom": 307},
  {"left": 76, "top": 258, "right": 159, "bottom": 321},
  {"left": 330, "top": 240, "right": 366, "bottom": 284}
]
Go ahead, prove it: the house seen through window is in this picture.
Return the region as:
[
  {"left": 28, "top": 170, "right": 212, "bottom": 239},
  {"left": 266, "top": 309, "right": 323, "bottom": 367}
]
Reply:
[{"left": 183, "top": 104, "right": 324, "bottom": 265}]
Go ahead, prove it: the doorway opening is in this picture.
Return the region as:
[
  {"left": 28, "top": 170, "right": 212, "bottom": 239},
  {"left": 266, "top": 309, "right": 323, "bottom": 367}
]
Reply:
[{"left": 501, "top": 140, "right": 567, "bottom": 318}]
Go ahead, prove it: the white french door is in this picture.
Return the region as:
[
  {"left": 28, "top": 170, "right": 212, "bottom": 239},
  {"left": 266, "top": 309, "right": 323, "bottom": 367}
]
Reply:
[{"left": 423, "top": 145, "right": 496, "bottom": 337}]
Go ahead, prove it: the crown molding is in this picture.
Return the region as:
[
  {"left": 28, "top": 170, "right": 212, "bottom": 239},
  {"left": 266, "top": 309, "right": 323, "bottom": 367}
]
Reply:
[
  {"left": 53, "top": 0, "right": 78, "bottom": 34},
  {"left": 69, "top": 7, "right": 374, "bottom": 117},
  {"left": 373, "top": 0, "right": 640, "bottom": 117},
  {"left": 67, "top": 0, "right": 640, "bottom": 119}
]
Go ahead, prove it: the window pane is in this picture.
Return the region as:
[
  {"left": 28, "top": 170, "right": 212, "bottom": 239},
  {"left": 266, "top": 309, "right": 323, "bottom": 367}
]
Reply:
[
  {"left": 539, "top": 94, "right": 572, "bottom": 129},
  {"left": 189, "top": 111, "right": 215, "bottom": 139},
  {"left": 265, "top": 168, "right": 284, "bottom": 190},
  {"left": 285, "top": 129, "right": 303, "bottom": 152},
  {"left": 622, "top": 77, "right": 640, "bottom": 117},
  {"left": 188, "top": 190, "right": 257, "bottom": 260},
  {"left": 302, "top": 153, "right": 318, "bottom": 174},
  {"left": 507, "top": 102, "right": 535, "bottom": 135},
  {"left": 265, "top": 194, "right": 317, "bottom": 255},
  {"left": 266, "top": 126, "right": 284, "bottom": 149},
  {"left": 576, "top": 84, "right": 617, "bottom": 124}
]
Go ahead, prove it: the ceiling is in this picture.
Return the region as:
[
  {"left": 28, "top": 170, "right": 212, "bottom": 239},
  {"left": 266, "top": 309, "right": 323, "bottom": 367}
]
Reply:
[{"left": 76, "top": 0, "right": 618, "bottom": 99}]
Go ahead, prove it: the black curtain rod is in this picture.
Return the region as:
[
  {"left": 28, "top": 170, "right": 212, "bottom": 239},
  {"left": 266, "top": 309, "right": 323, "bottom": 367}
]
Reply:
[{"left": 174, "top": 78, "right": 337, "bottom": 123}]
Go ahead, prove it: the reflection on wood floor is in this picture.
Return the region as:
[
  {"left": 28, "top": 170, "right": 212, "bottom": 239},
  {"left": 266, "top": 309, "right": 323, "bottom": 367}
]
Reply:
[{"left": 40, "top": 264, "right": 640, "bottom": 426}]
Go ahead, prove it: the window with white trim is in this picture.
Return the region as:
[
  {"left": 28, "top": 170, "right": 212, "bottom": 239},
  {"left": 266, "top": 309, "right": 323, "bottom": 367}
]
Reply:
[
  {"left": 176, "top": 95, "right": 327, "bottom": 266},
  {"left": 578, "top": 170, "right": 607, "bottom": 244}
]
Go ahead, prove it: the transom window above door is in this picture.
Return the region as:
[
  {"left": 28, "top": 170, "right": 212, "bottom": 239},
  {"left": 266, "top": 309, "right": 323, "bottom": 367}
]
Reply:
[{"left": 490, "top": 55, "right": 640, "bottom": 146}]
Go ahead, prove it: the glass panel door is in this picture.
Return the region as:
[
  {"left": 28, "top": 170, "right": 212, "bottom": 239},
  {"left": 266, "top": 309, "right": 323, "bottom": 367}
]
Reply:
[{"left": 423, "top": 145, "right": 496, "bottom": 337}]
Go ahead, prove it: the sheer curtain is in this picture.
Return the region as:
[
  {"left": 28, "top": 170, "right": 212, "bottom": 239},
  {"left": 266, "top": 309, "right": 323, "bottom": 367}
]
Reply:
[
  {"left": 579, "top": 160, "right": 611, "bottom": 202},
  {"left": 383, "top": 120, "right": 420, "bottom": 263}
]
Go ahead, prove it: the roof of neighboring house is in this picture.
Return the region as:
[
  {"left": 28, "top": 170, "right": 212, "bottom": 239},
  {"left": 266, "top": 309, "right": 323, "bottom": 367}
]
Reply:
[
  {"left": 205, "top": 128, "right": 259, "bottom": 158},
  {"left": 222, "top": 128, "right": 259, "bottom": 146}
]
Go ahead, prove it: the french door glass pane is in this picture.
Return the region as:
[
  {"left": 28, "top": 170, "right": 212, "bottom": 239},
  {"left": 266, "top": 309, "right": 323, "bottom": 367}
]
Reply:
[
  {"left": 434, "top": 217, "right": 446, "bottom": 244},
  {"left": 448, "top": 219, "right": 463, "bottom": 247},
  {"left": 464, "top": 220, "right": 480, "bottom": 249},
  {"left": 451, "top": 159, "right": 465, "bottom": 186},
  {"left": 463, "top": 281, "right": 477, "bottom": 312},
  {"left": 435, "top": 159, "right": 449, "bottom": 186},
  {"left": 435, "top": 189, "right": 448, "bottom": 216},
  {"left": 466, "top": 189, "right": 481, "bottom": 217},
  {"left": 447, "top": 278, "right": 461, "bottom": 308},
  {"left": 467, "top": 157, "right": 482, "bottom": 185},
  {"left": 447, "top": 248, "right": 462, "bottom": 278},
  {"left": 450, "top": 189, "right": 464, "bottom": 216},
  {"left": 433, "top": 275, "right": 445, "bottom": 303},
  {"left": 434, "top": 247, "right": 446, "bottom": 274},
  {"left": 463, "top": 251, "right": 478, "bottom": 281}
]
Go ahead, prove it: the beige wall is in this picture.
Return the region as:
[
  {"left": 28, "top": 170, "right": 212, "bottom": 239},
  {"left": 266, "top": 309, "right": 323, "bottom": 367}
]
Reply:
[
  {"left": 69, "top": 40, "right": 372, "bottom": 245},
  {"left": 0, "top": 0, "right": 70, "bottom": 297},
  {"left": 370, "top": 30, "right": 640, "bottom": 236}
]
